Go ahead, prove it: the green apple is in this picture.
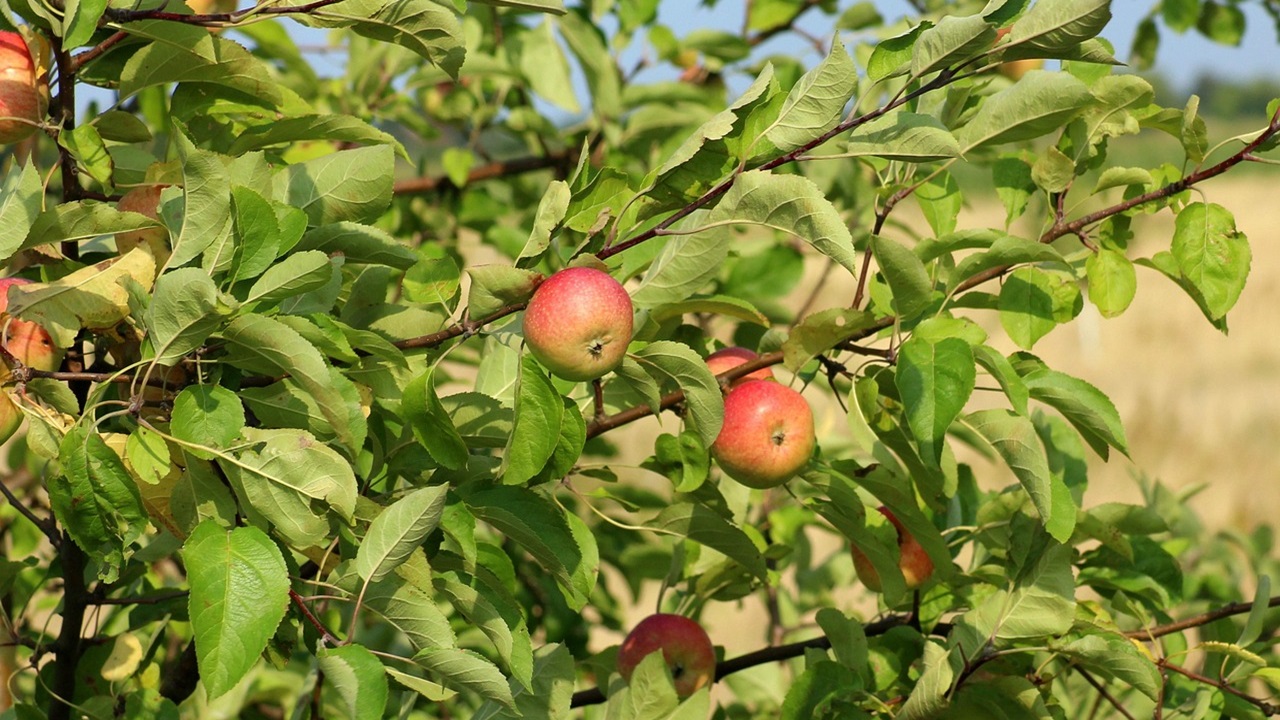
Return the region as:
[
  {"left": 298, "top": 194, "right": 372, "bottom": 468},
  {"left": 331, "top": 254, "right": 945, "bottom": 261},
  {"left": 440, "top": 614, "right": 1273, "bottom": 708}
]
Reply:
[
  {"left": 711, "top": 379, "right": 815, "bottom": 489},
  {"left": 705, "top": 346, "right": 774, "bottom": 387},
  {"left": 617, "top": 613, "right": 715, "bottom": 698},
  {"left": 851, "top": 506, "right": 935, "bottom": 592},
  {"left": 523, "top": 267, "right": 633, "bottom": 381}
]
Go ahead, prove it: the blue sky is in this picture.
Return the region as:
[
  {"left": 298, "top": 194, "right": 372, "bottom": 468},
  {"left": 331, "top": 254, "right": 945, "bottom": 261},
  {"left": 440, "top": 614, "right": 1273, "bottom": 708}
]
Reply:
[{"left": 670, "top": 0, "right": 1280, "bottom": 90}]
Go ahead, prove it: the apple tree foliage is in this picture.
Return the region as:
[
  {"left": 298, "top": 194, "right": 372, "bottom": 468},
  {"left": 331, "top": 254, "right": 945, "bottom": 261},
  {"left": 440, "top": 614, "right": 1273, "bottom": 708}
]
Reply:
[{"left": 0, "top": 0, "right": 1278, "bottom": 718}]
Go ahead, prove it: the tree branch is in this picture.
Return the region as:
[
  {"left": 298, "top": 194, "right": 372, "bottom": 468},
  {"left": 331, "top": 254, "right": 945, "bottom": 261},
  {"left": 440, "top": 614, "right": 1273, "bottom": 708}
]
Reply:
[
  {"left": 392, "top": 151, "right": 577, "bottom": 196},
  {"left": 104, "top": 0, "right": 347, "bottom": 25},
  {"left": 1160, "top": 660, "right": 1279, "bottom": 715},
  {"left": 568, "top": 612, "right": 915, "bottom": 708},
  {"left": 1125, "top": 594, "right": 1280, "bottom": 641}
]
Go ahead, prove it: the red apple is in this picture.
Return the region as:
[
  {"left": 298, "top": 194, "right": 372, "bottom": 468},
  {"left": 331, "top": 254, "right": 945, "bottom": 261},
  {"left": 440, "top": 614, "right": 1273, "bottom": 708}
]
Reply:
[
  {"left": 0, "top": 31, "right": 42, "bottom": 144},
  {"left": 617, "top": 614, "right": 715, "bottom": 698},
  {"left": 851, "top": 506, "right": 935, "bottom": 592},
  {"left": 711, "top": 380, "right": 815, "bottom": 489},
  {"left": 0, "top": 277, "right": 61, "bottom": 372},
  {"left": 0, "top": 277, "right": 61, "bottom": 445},
  {"left": 705, "top": 346, "right": 773, "bottom": 387},
  {"left": 523, "top": 267, "right": 633, "bottom": 381}
]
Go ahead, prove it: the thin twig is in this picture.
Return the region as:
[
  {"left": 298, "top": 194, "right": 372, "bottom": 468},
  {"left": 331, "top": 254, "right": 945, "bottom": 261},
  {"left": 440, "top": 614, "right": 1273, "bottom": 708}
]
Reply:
[
  {"left": 1160, "top": 660, "right": 1280, "bottom": 715},
  {"left": 1126, "top": 595, "right": 1280, "bottom": 641},
  {"left": 1077, "top": 667, "right": 1138, "bottom": 720}
]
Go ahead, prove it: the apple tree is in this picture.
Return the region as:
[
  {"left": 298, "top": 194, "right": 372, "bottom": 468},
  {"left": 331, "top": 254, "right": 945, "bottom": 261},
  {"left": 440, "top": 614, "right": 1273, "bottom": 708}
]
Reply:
[{"left": 0, "top": 0, "right": 1278, "bottom": 718}]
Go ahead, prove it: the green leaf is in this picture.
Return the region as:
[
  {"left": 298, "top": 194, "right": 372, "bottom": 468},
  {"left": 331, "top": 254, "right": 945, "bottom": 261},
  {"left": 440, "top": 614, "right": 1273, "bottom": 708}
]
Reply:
[
  {"left": 501, "top": 355, "right": 564, "bottom": 485},
  {"left": 993, "top": 157, "right": 1035, "bottom": 225},
  {"left": 464, "top": 485, "right": 595, "bottom": 604},
  {"left": 467, "top": 265, "right": 542, "bottom": 318},
  {"left": 915, "top": 170, "right": 961, "bottom": 237},
  {"left": 711, "top": 170, "right": 858, "bottom": 275},
  {"left": 780, "top": 661, "right": 857, "bottom": 720},
  {"left": 168, "top": 131, "right": 233, "bottom": 270},
  {"left": 171, "top": 457, "right": 239, "bottom": 534},
  {"left": 471, "top": 0, "right": 564, "bottom": 11},
  {"left": 967, "top": 408, "right": 1075, "bottom": 541},
  {"left": 963, "top": 542, "right": 1076, "bottom": 640},
  {"left": 470, "top": 644, "right": 574, "bottom": 720},
  {"left": 412, "top": 648, "right": 516, "bottom": 710},
  {"left": 517, "top": 180, "right": 571, "bottom": 264},
  {"left": 516, "top": 20, "right": 579, "bottom": 113},
  {"left": 896, "top": 336, "right": 976, "bottom": 467},
  {"left": 654, "top": 502, "right": 768, "bottom": 580},
  {"left": 403, "top": 368, "right": 469, "bottom": 471},
  {"left": 1197, "top": 0, "right": 1246, "bottom": 45},
  {"left": 356, "top": 486, "right": 449, "bottom": 583},
  {"left": 631, "top": 341, "right": 724, "bottom": 447},
  {"left": 221, "top": 314, "right": 365, "bottom": 456},
  {"left": 230, "top": 115, "right": 402, "bottom": 156},
  {"left": 295, "top": 0, "right": 464, "bottom": 76},
  {"left": 898, "top": 641, "right": 960, "bottom": 720},
  {"left": 911, "top": 14, "right": 996, "bottom": 77},
  {"left": 93, "top": 110, "right": 152, "bottom": 143},
  {"left": 64, "top": 0, "right": 108, "bottom": 47},
  {"left": 867, "top": 23, "right": 924, "bottom": 81},
  {"left": 238, "top": 371, "right": 366, "bottom": 448},
  {"left": 870, "top": 235, "right": 933, "bottom": 321},
  {"left": 1007, "top": 0, "right": 1112, "bottom": 54},
  {"left": 285, "top": 146, "right": 395, "bottom": 227},
  {"left": 0, "top": 161, "right": 43, "bottom": 263},
  {"left": 648, "top": 295, "right": 769, "bottom": 327},
  {"left": 972, "top": 344, "right": 1029, "bottom": 416},
  {"left": 126, "top": 426, "right": 171, "bottom": 486},
  {"left": 845, "top": 112, "right": 962, "bottom": 162},
  {"left": 957, "top": 71, "right": 1094, "bottom": 151},
  {"left": 557, "top": 9, "right": 622, "bottom": 116},
  {"left": 214, "top": 185, "right": 276, "bottom": 278},
  {"left": 815, "top": 608, "right": 868, "bottom": 672},
  {"left": 1093, "top": 167, "right": 1153, "bottom": 194},
  {"left": 1031, "top": 147, "right": 1074, "bottom": 193},
  {"left": 49, "top": 426, "right": 147, "bottom": 582},
  {"left": 318, "top": 645, "right": 389, "bottom": 720},
  {"left": 58, "top": 125, "right": 114, "bottom": 190},
  {"left": 243, "top": 250, "right": 334, "bottom": 307},
  {"left": 433, "top": 572, "right": 533, "bottom": 689},
  {"left": 1023, "top": 368, "right": 1128, "bottom": 459},
  {"left": 295, "top": 223, "right": 418, "bottom": 269},
  {"left": 146, "top": 268, "right": 223, "bottom": 366},
  {"left": 1170, "top": 202, "right": 1250, "bottom": 321},
  {"left": 359, "top": 570, "right": 455, "bottom": 653},
  {"left": 117, "top": 23, "right": 284, "bottom": 106},
  {"left": 1238, "top": 575, "right": 1271, "bottom": 647},
  {"left": 764, "top": 37, "right": 857, "bottom": 152},
  {"left": 221, "top": 428, "right": 358, "bottom": 548},
  {"left": 385, "top": 667, "right": 456, "bottom": 703},
  {"left": 782, "top": 308, "right": 877, "bottom": 371},
  {"left": 1052, "top": 632, "right": 1161, "bottom": 700},
  {"left": 183, "top": 522, "right": 289, "bottom": 701},
  {"left": 8, "top": 249, "right": 157, "bottom": 348},
  {"left": 1085, "top": 249, "right": 1136, "bottom": 318},
  {"left": 998, "top": 267, "right": 1082, "bottom": 350},
  {"left": 949, "top": 235, "right": 1068, "bottom": 292},
  {"left": 630, "top": 227, "right": 729, "bottom": 308}
]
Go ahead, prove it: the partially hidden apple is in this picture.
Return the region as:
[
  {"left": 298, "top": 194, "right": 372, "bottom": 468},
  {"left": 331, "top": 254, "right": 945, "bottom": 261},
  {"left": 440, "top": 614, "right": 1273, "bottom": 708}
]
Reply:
[
  {"left": 617, "top": 613, "right": 715, "bottom": 698},
  {"left": 523, "top": 266, "right": 633, "bottom": 381},
  {"left": 0, "top": 277, "right": 62, "bottom": 444},
  {"left": 711, "top": 379, "right": 815, "bottom": 489},
  {"left": 0, "top": 31, "right": 43, "bottom": 145},
  {"left": 851, "top": 506, "right": 935, "bottom": 593},
  {"left": 115, "top": 184, "right": 171, "bottom": 264},
  {"left": 705, "top": 346, "right": 774, "bottom": 387}
]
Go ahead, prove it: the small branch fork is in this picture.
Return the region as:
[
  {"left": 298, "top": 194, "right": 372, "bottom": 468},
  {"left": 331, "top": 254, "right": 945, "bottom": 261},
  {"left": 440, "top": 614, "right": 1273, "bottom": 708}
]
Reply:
[{"left": 566, "top": 595, "right": 1280, "bottom": 709}]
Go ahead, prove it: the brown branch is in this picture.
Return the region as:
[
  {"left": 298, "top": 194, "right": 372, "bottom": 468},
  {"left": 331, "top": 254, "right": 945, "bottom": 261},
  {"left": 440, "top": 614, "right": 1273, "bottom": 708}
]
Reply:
[
  {"left": 1077, "top": 667, "right": 1138, "bottom": 720},
  {"left": 1160, "top": 660, "right": 1280, "bottom": 716},
  {"left": 0, "top": 469, "right": 58, "bottom": 544},
  {"left": 1125, "top": 595, "right": 1280, "bottom": 641},
  {"left": 392, "top": 151, "right": 577, "bottom": 196},
  {"left": 104, "top": 0, "right": 346, "bottom": 24},
  {"left": 70, "top": 32, "right": 128, "bottom": 74},
  {"left": 47, "top": 535, "right": 87, "bottom": 720},
  {"left": 747, "top": 0, "right": 824, "bottom": 47},
  {"left": 393, "top": 302, "right": 528, "bottom": 352},
  {"left": 290, "top": 589, "right": 340, "bottom": 646},
  {"left": 568, "top": 612, "right": 914, "bottom": 708}
]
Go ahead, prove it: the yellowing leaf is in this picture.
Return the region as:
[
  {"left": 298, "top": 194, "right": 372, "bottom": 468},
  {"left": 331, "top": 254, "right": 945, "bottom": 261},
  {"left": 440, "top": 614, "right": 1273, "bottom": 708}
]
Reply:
[{"left": 8, "top": 248, "right": 156, "bottom": 348}]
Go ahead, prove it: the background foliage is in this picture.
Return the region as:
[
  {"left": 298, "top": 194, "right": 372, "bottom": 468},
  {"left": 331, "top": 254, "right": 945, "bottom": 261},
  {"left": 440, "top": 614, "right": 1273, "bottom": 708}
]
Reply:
[{"left": 1, "top": 0, "right": 1279, "bottom": 718}]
